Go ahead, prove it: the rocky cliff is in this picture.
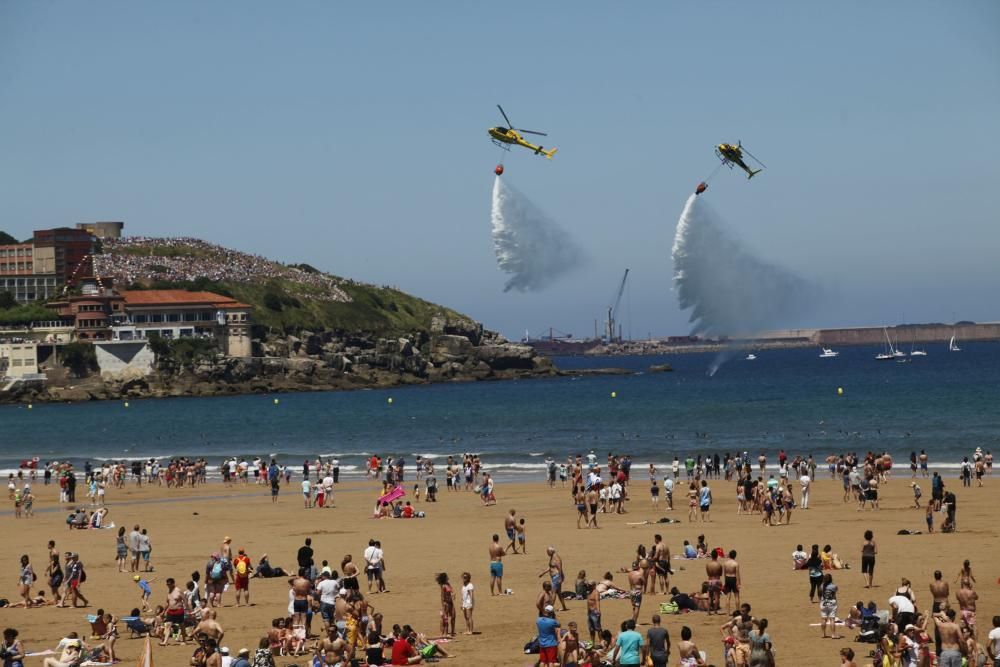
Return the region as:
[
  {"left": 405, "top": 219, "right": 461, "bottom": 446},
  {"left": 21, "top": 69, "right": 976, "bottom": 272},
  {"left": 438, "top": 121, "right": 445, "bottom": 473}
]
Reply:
[{"left": 8, "top": 314, "right": 557, "bottom": 403}]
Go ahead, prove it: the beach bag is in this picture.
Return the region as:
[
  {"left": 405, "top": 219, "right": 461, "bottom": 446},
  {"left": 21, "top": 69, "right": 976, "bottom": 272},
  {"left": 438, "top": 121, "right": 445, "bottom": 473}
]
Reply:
[
  {"left": 211, "top": 560, "right": 224, "bottom": 580},
  {"left": 79, "top": 564, "right": 87, "bottom": 583},
  {"left": 236, "top": 559, "right": 248, "bottom": 576},
  {"left": 659, "top": 601, "right": 680, "bottom": 615},
  {"left": 523, "top": 637, "right": 540, "bottom": 654}
]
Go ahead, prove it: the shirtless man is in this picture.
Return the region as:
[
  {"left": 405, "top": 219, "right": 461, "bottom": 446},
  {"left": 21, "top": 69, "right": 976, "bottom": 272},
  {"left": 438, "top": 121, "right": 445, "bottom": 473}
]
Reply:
[
  {"left": 956, "top": 581, "right": 979, "bottom": 639},
  {"left": 930, "top": 570, "right": 951, "bottom": 613},
  {"left": 535, "top": 581, "right": 556, "bottom": 616},
  {"left": 677, "top": 626, "right": 705, "bottom": 666},
  {"left": 705, "top": 551, "right": 723, "bottom": 615},
  {"left": 220, "top": 536, "right": 232, "bottom": 563},
  {"left": 489, "top": 534, "right": 505, "bottom": 595},
  {"left": 289, "top": 575, "right": 312, "bottom": 631},
  {"left": 538, "top": 547, "right": 568, "bottom": 612},
  {"left": 504, "top": 510, "right": 519, "bottom": 554},
  {"left": 192, "top": 609, "right": 225, "bottom": 644},
  {"left": 587, "top": 574, "right": 624, "bottom": 644},
  {"left": 652, "top": 534, "right": 671, "bottom": 594},
  {"left": 162, "top": 578, "right": 188, "bottom": 646},
  {"left": 627, "top": 560, "right": 648, "bottom": 622},
  {"left": 317, "top": 627, "right": 347, "bottom": 666},
  {"left": 935, "top": 608, "right": 967, "bottom": 667},
  {"left": 723, "top": 550, "right": 741, "bottom": 614}
]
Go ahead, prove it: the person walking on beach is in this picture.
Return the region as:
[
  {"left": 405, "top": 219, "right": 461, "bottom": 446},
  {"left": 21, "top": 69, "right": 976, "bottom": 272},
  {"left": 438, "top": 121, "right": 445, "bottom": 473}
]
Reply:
[
  {"left": 460, "top": 572, "right": 475, "bottom": 635},
  {"left": 488, "top": 534, "right": 504, "bottom": 596},
  {"left": 16, "top": 555, "right": 34, "bottom": 609},
  {"left": 232, "top": 548, "right": 252, "bottom": 607},
  {"left": 503, "top": 510, "right": 519, "bottom": 554},
  {"left": 935, "top": 608, "right": 966, "bottom": 667},
  {"left": 705, "top": 551, "right": 722, "bottom": 615},
  {"left": 806, "top": 545, "right": 824, "bottom": 603},
  {"left": 861, "top": 530, "right": 877, "bottom": 588},
  {"left": 643, "top": 614, "right": 670, "bottom": 667},
  {"left": 63, "top": 553, "right": 88, "bottom": 608},
  {"left": 799, "top": 471, "right": 811, "bottom": 509}
]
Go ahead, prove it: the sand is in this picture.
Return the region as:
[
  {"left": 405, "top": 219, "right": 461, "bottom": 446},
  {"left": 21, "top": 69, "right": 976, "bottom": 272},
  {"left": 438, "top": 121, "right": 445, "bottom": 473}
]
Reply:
[{"left": 1, "top": 473, "right": 997, "bottom": 666}]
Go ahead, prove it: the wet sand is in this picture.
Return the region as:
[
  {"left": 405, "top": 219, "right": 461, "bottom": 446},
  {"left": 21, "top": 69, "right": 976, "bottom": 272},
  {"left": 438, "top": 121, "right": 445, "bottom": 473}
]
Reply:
[{"left": 1, "top": 474, "right": 997, "bottom": 665}]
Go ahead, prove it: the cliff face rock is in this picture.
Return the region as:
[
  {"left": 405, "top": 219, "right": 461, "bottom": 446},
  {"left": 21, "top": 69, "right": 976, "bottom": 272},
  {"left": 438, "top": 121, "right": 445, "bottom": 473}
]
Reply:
[{"left": 3, "top": 314, "right": 557, "bottom": 404}]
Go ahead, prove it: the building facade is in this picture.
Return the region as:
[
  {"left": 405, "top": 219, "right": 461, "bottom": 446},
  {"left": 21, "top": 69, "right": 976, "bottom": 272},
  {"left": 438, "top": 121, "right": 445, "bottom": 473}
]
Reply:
[
  {"left": 0, "top": 341, "right": 40, "bottom": 380},
  {"left": 75, "top": 221, "right": 124, "bottom": 239},
  {"left": 117, "top": 290, "right": 252, "bottom": 357}
]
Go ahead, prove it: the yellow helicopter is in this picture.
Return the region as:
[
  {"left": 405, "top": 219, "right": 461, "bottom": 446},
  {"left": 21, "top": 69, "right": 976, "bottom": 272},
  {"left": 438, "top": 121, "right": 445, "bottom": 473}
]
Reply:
[
  {"left": 488, "top": 105, "right": 557, "bottom": 159},
  {"left": 715, "top": 142, "right": 765, "bottom": 179}
]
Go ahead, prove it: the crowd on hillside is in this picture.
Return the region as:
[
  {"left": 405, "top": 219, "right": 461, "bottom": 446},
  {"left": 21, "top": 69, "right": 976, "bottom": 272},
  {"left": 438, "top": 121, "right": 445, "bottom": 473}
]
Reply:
[{"left": 93, "top": 237, "right": 351, "bottom": 302}]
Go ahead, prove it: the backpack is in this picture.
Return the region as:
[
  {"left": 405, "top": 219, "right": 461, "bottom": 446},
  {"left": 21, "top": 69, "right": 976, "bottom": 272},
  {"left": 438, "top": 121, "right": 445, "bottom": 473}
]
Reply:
[
  {"left": 236, "top": 559, "right": 248, "bottom": 576},
  {"left": 210, "top": 560, "right": 224, "bottom": 580},
  {"left": 79, "top": 564, "right": 87, "bottom": 583}
]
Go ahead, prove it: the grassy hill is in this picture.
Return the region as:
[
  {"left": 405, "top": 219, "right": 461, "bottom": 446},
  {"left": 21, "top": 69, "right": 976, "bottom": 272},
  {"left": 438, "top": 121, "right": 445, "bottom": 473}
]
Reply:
[{"left": 94, "top": 238, "right": 468, "bottom": 335}]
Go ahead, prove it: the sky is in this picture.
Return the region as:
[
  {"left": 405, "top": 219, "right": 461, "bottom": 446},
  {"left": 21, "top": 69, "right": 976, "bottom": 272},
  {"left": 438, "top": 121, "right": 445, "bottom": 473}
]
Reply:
[{"left": 2, "top": 1, "right": 998, "bottom": 340}]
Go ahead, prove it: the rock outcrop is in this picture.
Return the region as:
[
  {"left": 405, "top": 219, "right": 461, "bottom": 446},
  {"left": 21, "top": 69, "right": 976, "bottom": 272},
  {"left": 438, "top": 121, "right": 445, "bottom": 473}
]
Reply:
[{"left": 2, "top": 313, "right": 560, "bottom": 404}]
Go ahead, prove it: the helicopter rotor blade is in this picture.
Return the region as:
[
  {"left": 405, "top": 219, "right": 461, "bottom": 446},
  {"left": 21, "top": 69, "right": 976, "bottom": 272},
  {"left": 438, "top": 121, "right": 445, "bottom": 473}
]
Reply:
[
  {"left": 741, "top": 147, "right": 766, "bottom": 168},
  {"left": 515, "top": 129, "right": 548, "bottom": 136},
  {"left": 497, "top": 104, "right": 513, "bottom": 129}
]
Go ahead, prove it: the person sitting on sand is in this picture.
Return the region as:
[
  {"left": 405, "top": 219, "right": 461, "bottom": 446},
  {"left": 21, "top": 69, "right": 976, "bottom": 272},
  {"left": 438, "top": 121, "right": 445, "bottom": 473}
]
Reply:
[
  {"left": 792, "top": 545, "right": 808, "bottom": 570},
  {"left": 42, "top": 633, "right": 86, "bottom": 667}
]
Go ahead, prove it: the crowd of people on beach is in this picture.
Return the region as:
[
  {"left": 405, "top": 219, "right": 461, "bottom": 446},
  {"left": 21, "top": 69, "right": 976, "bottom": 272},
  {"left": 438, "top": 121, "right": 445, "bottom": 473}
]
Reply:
[{"left": 3, "top": 444, "right": 998, "bottom": 666}]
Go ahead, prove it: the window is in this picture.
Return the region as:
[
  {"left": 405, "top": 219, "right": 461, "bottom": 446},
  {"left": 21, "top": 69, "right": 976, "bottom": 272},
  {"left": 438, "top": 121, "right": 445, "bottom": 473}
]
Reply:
[
  {"left": 133, "top": 314, "right": 148, "bottom": 323},
  {"left": 167, "top": 313, "right": 180, "bottom": 322},
  {"left": 150, "top": 314, "right": 163, "bottom": 323},
  {"left": 184, "top": 312, "right": 198, "bottom": 322}
]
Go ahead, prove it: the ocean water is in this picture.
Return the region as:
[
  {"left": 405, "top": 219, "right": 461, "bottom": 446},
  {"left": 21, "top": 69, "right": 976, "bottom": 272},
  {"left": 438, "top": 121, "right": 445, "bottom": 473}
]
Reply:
[{"left": 2, "top": 343, "right": 999, "bottom": 478}]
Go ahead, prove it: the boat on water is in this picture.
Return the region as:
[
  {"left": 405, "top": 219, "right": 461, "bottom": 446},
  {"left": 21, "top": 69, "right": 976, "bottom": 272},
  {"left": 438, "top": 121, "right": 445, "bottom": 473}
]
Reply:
[
  {"left": 745, "top": 354, "right": 757, "bottom": 361},
  {"left": 949, "top": 334, "right": 961, "bottom": 352},
  {"left": 876, "top": 327, "right": 899, "bottom": 361},
  {"left": 910, "top": 349, "right": 928, "bottom": 357},
  {"left": 819, "top": 348, "right": 839, "bottom": 358}
]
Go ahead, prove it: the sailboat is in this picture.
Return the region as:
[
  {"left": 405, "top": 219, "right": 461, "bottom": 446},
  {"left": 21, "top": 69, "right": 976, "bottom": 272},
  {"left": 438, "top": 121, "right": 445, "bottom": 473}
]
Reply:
[
  {"left": 909, "top": 334, "right": 927, "bottom": 357},
  {"left": 875, "top": 328, "right": 896, "bottom": 360},
  {"left": 949, "top": 334, "right": 961, "bottom": 352}
]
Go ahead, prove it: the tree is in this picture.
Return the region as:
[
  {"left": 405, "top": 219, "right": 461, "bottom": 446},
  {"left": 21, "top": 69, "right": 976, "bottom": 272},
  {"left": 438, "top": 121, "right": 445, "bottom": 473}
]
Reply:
[
  {"left": 0, "top": 290, "right": 16, "bottom": 310},
  {"left": 0, "top": 231, "right": 18, "bottom": 245},
  {"left": 60, "top": 342, "right": 98, "bottom": 378}
]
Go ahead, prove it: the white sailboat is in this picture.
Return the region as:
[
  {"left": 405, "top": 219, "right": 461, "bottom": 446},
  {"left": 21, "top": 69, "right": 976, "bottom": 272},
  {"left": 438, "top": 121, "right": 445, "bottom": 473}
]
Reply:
[
  {"left": 875, "top": 327, "right": 896, "bottom": 360},
  {"left": 819, "top": 348, "right": 839, "bottom": 358},
  {"left": 949, "top": 334, "right": 961, "bottom": 352},
  {"left": 909, "top": 334, "right": 927, "bottom": 357}
]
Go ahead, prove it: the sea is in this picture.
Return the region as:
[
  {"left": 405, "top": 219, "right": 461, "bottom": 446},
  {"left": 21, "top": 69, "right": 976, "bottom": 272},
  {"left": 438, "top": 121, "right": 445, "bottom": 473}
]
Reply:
[{"left": 2, "top": 343, "right": 999, "bottom": 480}]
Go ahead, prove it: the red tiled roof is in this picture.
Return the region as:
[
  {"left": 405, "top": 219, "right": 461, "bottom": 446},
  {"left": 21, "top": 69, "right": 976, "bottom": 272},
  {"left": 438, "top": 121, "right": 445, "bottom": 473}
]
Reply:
[{"left": 120, "top": 290, "right": 251, "bottom": 309}]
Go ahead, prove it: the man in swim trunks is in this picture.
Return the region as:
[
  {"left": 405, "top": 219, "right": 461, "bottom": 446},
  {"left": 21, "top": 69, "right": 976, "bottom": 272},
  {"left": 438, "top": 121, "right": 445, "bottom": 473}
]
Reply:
[
  {"left": 652, "top": 534, "right": 671, "bottom": 594},
  {"left": 538, "top": 546, "right": 568, "bottom": 611},
  {"left": 504, "top": 510, "right": 519, "bottom": 554},
  {"left": 723, "top": 550, "right": 741, "bottom": 614},
  {"left": 627, "top": 560, "right": 648, "bottom": 622},
  {"left": 956, "top": 580, "right": 978, "bottom": 639},
  {"left": 289, "top": 575, "right": 311, "bottom": 631},
  {"left": 162, "top": 577, "right": 188, "bottom": 646},
  {"left": 587, "top": 575, "right": 624, "bottom": 644},
  {"left": 489, "top": 534, "right": 505, "bottom": 595},
  {"left": 705, "top": 551, "right": 723, "bottom": 615}
]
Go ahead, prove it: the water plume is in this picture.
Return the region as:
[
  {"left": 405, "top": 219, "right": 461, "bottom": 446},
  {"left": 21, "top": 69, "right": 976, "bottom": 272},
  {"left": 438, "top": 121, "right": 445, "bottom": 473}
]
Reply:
[
  {"left": 490, "top": 176, "right": 584, "bottom": 292},
  {"left": 671, "top": 194, "right": 814, "bottom": 336}
]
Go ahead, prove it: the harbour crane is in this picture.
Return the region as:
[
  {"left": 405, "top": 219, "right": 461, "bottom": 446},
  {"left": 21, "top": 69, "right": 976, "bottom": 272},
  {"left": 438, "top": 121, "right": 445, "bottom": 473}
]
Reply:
[{"left": 606, "top": 268, "right": 630, "bottom": 343}]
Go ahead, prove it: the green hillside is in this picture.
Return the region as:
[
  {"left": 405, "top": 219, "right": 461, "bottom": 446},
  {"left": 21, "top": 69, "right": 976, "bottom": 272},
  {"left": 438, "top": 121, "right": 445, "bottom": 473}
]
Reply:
[{"left": 95, "top": 238, "right": 469, "bottom": 335}]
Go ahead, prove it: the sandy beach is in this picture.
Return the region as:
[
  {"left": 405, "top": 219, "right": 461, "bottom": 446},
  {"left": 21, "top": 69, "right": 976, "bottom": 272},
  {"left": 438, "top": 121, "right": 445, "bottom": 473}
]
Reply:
[{"left": 1, "top": 472, "right": 997, "bottom": 666}]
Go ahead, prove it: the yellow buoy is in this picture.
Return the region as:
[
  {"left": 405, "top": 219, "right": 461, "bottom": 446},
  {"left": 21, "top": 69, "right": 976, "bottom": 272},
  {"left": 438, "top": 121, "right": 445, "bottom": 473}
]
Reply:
[
  {"left": 837, "top": 387, "right": 844, "bottom": 396},
  {"left": 27, "top": 404, "right": 33, "bottom": 410},
  {"left": 124, "top": 401, "right": 130, "bottom": 408},
  {"left": 387, "top": 397, "right": 393, "bottom": 404},
  {"left": 611, "top": 391, "right": 617, "bottom": 399},
  {"left": 273, "top": 398, "right": 280, "bottom": 405}
]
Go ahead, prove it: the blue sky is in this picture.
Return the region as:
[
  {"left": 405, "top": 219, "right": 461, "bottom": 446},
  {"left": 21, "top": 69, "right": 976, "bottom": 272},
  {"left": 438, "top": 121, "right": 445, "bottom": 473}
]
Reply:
[{"left": 2, "top": 1, "right": 998, "bottom": 339}]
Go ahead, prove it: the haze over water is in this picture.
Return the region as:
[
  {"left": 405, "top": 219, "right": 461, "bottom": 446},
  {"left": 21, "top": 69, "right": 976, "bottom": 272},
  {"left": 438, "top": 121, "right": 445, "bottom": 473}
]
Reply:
[{"left": 4, "top": 344, "right": 998, "bottom": 477}]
